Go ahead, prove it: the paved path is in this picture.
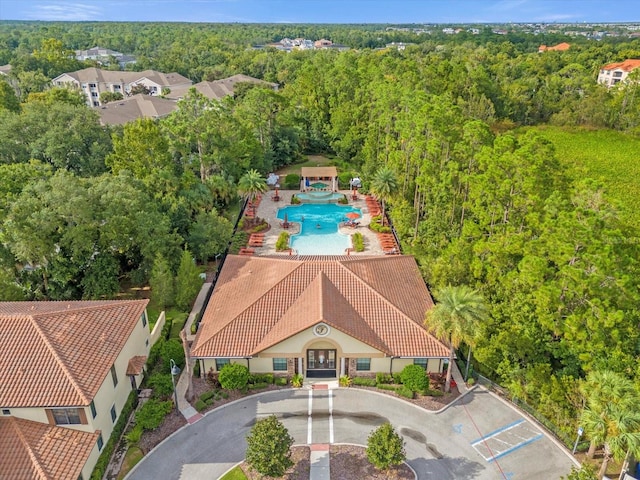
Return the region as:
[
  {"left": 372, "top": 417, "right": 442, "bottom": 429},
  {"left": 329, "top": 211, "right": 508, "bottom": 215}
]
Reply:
[{"left": 126, "top": 386, "right": 576, "bottom": 480}]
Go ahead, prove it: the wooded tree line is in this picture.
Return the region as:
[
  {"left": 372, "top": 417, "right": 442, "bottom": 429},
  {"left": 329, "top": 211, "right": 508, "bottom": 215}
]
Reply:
[{"left": 0, "top": 24, "right": 638, "bottom": 461}]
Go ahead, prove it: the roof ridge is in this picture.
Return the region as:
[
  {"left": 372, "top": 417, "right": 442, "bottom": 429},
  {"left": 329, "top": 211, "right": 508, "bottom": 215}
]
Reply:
[
  {"left": 28, "top": 299, "right": 146, "bottom": 319},
  {"left": 29, "top": 316, "right": 91, "bottom": 405},
  {"left": 10, "top": 418, "right": 50, "bottom": 480}
]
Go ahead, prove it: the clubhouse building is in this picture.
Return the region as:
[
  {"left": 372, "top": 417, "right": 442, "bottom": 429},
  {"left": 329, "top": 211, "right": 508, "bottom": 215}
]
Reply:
[{"left": 191, "top": 255, "right": 449, "bottom": 378}]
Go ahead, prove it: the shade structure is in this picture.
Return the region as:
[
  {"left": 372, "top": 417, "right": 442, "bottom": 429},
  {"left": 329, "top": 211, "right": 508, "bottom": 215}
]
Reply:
[{"left": 345, "top": 212, "right": 360, "bottom": 220}]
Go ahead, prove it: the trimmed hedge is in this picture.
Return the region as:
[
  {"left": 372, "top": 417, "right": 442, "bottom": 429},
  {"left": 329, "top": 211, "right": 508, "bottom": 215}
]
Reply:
[
  {"left": 90, "top": 391, "right": 136, "bottom": 480},
  {"left": 397, "top": 386, "right": 414, "bottom": 399},
  {"left": 376, "top": 383, "right": 400, "bottom": 392},
  {"left": 352, "top": 377, "right": 377, "bottom": 387},
  {"left": 275, "top": 377, "right": 288, "bottom": 386}
]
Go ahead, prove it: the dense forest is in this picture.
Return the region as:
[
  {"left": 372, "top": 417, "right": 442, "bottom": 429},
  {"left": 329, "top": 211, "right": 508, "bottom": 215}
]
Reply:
[{"left": 0, "top": 22, "right": 639, "bottom": 469}]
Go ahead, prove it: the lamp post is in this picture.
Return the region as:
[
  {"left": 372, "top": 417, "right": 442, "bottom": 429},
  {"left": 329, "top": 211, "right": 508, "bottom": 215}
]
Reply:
[
  {"left": 572, "top": 426, "right": 584, "bottom": 455},
  {"left": 170, "top": 359, "right": 181, "bottom": 409}
]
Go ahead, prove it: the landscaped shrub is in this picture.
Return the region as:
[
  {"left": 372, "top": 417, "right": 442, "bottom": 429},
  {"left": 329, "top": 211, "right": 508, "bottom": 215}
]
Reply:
[
  {"left": 352, "top": 376, "right": 377, "bottom": 387},
  {"left": 337, "top": 195, "right": 348, "bottom": 204},
  {"left": 251, "top": 222, "right": 269, "bottom": 233},
  {"left": 291, "top": 373, "right": 304, "bottom": 387},
  {"left": 376, "top": 384, "right": 400, "bottom": 392},
  {"left": 219, "top": 363, "right": 250, "bottom": 390},
  {"left": 251, "top": 373, "right": 274, "bottom": 384},
  {"left": 147, "top": 372, "right": 174, "bottom": 399},
  {"left": 392, "top": 373, "right": 402, "bottom": 384},
  {"left": 160, "top": 339, "right": 185, "bottom": 373},
  {"left": 206, "top": 368, "right": 221, "bottom": 388},
  {"left": 200, "top": 390, "right": 217, "bottom": 402},
  {"left": 400, "top": 365, "right": 429, "bottom": 392},
  {"left": 275, "top": 377, "right": 288, "bottom": 386},
  {"left": 397, "top": 386, "right": 414, "bottom": 399},
  {"left": 339, "top": 375, "right": 352, "bottom": 387},
  {"left": 194, "top": 399, "right": 207, "bottom": 412},
  {"left": 290, "top": 195, "right": 300, "bottom": 205},
  {"left": 352, "top": 232, "right": 364, "bottom": 252},
  {"left": 284, "top": 174, "right": 300, "bottom": 189},
  {"left": 366, "top": 422, "right": 406, "bottom": 471},
  {"left": 275, "top": 232, "right": 290, "bottom": 251},
  {"left": 193, "top": 359, "right": 200, "bottom": 377},
  {"left": 376, "top": 373, "right": 393, "bottom": 385},
  {"left": 125, "top": 425, "right": 143, "bottom": 446},
  {"left": 246, "top": 415, "right": 294, "bottom": 477},
  {"left": 368, "top": 217, "right": 392, "bottom": 233},
  {"left": 229, "top": 231, "right": 249, "bottom": 254},
  {"left": 135, "top": 399, "right": 173, "bottom": 431}
]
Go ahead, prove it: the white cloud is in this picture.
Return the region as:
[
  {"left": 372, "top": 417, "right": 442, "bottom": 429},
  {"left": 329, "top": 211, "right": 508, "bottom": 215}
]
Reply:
[{"left": 26, "top": 2, "right": 103, "bottom": 21}]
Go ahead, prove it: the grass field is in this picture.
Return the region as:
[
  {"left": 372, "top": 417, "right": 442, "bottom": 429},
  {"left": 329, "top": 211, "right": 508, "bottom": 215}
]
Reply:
[
  {"left": 275, "top": 154, "right": 336, "bottom": 176},
  {"left": 531, "top": 126, "right": 640, "bottom": 228}
]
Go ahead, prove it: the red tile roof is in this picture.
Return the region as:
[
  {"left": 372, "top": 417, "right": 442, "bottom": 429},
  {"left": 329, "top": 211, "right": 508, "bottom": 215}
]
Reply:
[
  {"left": 0, "top": 416, "right": 98, "bottom": 480},
  {"left": 601, "top": 59, "right": 640, "bottom": 72},
  {"left": 0, "top": 300, "right": 148, "bottom": 408},
  {"left": 191, "top": 256, "right": 448, "bottom": 359},
  {"left": 126, "top": 355, "right": 147, "bottom": 376}
]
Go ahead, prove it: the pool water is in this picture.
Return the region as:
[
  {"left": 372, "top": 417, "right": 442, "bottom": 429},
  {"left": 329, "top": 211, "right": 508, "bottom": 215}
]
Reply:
[{"left": 277, "top": 204, "right": 362, "bottom": 255}]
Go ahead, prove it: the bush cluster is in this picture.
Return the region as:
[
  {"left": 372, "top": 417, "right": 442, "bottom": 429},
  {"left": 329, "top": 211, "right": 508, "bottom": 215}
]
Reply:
[
  {"left": 275, "top": 232, "right": 290, "bottom": 251},
  {"left": 400, "top": 365, "right": 429, "bottom": 393},
  {"left": 352, "top": 232, "right": 364, "bottom": 252},
  {"left": 219, "top": 363, "right": 250, "bottom": 390}
]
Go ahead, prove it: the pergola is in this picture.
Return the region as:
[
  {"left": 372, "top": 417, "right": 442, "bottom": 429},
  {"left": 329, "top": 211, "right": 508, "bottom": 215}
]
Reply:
[{"left": 300, "top": 166, "right": 338, "bottom": 192}]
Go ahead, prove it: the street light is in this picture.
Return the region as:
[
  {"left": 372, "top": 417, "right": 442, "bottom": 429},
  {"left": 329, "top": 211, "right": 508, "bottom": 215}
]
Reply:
[
  {"left": 170, "top": 359, "right": 181, "bottom": 409},
  {"left": 572, "top": 426, "right": 584, "bottom": 455}
]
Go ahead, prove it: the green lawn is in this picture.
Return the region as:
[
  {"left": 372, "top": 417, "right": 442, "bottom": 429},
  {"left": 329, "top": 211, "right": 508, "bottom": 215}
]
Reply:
[
  {"left": 532, "top": 126, "right": 640, "bottom": 228},
  {"left": 219, "top": 466, "right": 248, "bottom": 480},
  {"left": 116, "top": 447, "right": 144, "bottom": 480},
  {"left": 275, "top": 154, "right": 336, "bottom": 176}
]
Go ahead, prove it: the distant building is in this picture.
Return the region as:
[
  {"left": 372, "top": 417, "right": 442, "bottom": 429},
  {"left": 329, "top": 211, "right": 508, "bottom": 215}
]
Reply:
[
  {"left": 538, "top": 42, "right": 571, "bottom": 52},
  {"left": 385, "top": 42, "right": 415, "bottom": 51},
  {"left": 258, "top": 38, "right": 348, "bottom": 52},
  {"left": 75, "top": 46, "right": 137, "bottom": 68},
  {"left": 597, "top": 59, "right": 640, "bottom": 87},
  {"left": 52, "top": 67, "right": 192, "bottom": 107},
  {"left": 97, "top": 94, "right": 178, "bottom": 125},
  {"left": 167, "top": 74, "right": 278, "bottom": 101}
]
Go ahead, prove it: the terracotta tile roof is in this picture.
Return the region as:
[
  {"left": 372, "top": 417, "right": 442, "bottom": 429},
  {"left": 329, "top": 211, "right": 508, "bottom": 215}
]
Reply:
[
  {"left": 0, "top": 416, "right": 98, "bottom": 480},
  {"left": 126, "top": 356, "right": 147, "bottom": 376},
  {"left": 191, "top": 256, "right": 448, "bottom": 359},
  {"left": 601, "top": 59, "right": 640, "bottom": 72},
  {"left": 0, "top": 300, "right": 148, "bottom": 408},
  {"left": 539, "top": 42, "right": 570, "bottom": 52}
]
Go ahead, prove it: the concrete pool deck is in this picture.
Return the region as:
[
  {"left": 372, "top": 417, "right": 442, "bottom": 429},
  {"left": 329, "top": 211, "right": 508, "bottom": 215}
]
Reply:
[{"left": 248, "top": 190, "right": 392, "bottom": 256}]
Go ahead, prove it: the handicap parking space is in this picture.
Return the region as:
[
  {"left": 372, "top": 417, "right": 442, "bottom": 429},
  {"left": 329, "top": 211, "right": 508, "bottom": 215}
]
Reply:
[{"left": 470, "top": 418, "right": 543, "bottom": 462}]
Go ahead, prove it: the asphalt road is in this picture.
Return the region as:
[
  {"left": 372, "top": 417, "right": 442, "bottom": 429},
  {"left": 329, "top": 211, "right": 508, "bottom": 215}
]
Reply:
[{"left": 126, "top": 388, "right": 577, "bottom": 480}]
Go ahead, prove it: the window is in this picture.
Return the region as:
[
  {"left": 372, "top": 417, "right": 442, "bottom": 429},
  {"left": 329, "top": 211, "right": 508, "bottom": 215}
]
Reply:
[
  {"left": 2, "top": 409, "right": 10, "bottom": 415},
  {"left": 356, "top": 358, "right": 371, "bottom": 371},
  {"left": 145, "top": 338, "right": 149, "bottom": 347},
  {"left": 215, "top": 359, "right": 230, "bottom": 371},
  {"left": 50, "top": 408, "right": 82, "bottom": 425},
  {"left": 93, "top": 101, "right": 99, "bottom": 107},
  {"left": 414, "top": 358, "right": 428, "bottom": 369},
  {"left": 97, "top": 434, "right": 104, "bottom": 451},
  {"left": 141, "top": 312, "right": 147, "bottom": 327},
  {"left": 111, "top": 364, "right": 118, "bottom": 387},
  {"left": 110, "top": 404, "right": 117, "bottom": 423},
  {"left": 91, "top": 92, "right": 98, "bottom": 97},
  {"left": 273, "top": 358, "right": 287, "bottom": 371},
  {"left": 90, "top": 400, "right": 97, "bottom": 419},
  {"left": 89, "top": 83, "right": 96, "bottom": 88}
]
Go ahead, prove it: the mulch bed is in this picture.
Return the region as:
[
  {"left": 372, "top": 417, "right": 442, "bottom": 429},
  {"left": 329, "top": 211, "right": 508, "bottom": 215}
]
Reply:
[
  {"left": 330, "top": 445, "right": 414, "bottom": 480},
  {"left": 138, "top": 410, "right": 187, "bottom": 454},
  {"left": 240, "top": 446, "right": 310, "bottom": 480}
]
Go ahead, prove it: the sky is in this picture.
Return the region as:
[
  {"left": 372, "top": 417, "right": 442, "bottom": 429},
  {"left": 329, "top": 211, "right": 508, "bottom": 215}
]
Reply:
[{"left": 0, "top": 0, "right": 639, "bottom": 24}]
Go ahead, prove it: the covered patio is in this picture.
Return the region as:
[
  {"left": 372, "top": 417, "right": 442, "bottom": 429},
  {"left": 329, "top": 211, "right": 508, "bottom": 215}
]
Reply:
[{"left": 300, "top": 166, "right": 338, "bottom": 192}]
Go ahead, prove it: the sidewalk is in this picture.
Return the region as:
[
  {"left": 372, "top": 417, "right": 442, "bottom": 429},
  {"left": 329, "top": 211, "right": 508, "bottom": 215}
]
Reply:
[{"left": 174, "top": 280, "right": 212, "bottom": 424}]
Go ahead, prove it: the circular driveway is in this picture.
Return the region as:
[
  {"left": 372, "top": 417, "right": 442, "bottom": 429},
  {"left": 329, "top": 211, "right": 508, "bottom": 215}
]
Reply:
[{"left": 126, "top": 388, "right": 576, "bottom": 480}]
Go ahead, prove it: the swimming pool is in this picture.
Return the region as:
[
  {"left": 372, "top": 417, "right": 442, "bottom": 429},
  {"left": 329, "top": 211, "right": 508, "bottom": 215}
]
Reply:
[{"left": 277, "top": 203, "right": 362, "bottom": 255}]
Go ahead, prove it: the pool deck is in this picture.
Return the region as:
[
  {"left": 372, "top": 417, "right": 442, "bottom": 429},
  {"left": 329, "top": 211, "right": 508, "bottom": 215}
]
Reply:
[{"left": 248, "top": 190, "right": 393, "bottom": 257}]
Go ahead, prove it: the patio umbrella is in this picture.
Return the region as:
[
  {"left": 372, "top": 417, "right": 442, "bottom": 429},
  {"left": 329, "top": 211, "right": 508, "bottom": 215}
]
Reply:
[{"left": 346, "top": 212, "right": 360, "bottom": 220}]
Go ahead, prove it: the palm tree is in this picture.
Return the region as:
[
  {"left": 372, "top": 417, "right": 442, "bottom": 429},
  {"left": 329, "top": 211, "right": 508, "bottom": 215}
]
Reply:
[
  {"left": 425, "top": 285, "right": 488, "bottom": 392},
  {"left": 238, "top": 169, "right": 267, "bottom": 216},
  {"left": 370, "top": 166, "right": 398, "bottom": 225},
  {"left": 579, "top": 370, "right": 640, "bottom": 479}
]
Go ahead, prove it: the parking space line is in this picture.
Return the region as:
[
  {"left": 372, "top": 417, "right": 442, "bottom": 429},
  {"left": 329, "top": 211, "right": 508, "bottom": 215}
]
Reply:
[
  {"left": 470, "top": 419, "right": 525, "bottom": 446},
  {"left": 328, "top": 390, "right": 334, "bottom": 444},
  {"left": 490, "top": 434, "right": 543, "bottom": 463}
]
